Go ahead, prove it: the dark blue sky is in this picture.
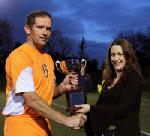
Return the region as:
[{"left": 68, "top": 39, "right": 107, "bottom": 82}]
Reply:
[{"left": 0, "top": 0, "right": 150, "bottom": 65}]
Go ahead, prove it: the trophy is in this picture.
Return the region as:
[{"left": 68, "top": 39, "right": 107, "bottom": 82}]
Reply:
[{"left": 55, "top": 58, "right": 87, "bottom": 115}]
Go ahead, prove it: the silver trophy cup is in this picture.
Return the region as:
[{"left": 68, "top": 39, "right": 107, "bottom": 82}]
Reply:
[{"left": 55, "top": 58, "right": 87, "bottom": 114}]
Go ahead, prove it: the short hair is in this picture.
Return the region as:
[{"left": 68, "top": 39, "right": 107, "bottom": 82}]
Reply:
[{"left": 25, "top": 10, "right": 52, "bottom": 27}]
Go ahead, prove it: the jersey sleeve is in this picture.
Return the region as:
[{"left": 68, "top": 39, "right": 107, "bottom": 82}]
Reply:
[{"left": 7, "top": 51, "right": 35, "bottom": 94}]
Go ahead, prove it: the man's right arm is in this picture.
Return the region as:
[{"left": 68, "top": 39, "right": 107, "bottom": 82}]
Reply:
[{"left": 23, "top": 91, "right": 85, "bottom": 128}]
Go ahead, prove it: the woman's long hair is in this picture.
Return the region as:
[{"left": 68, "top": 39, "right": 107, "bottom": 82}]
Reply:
[{"left": 103, "top": 38, "right": 143, "bottom": 86}]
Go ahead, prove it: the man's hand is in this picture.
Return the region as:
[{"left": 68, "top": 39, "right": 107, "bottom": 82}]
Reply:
[
  {"left": 78, "top": 114, "right": 87, "bottom": 129},
  {"left": 64, "top": 113, "right": 87, "bottom": 129},
  {"left": 53, "top": 73, "right": 78, "bottom": 98},
  {"left": 62, "top": 73, "right": 78, "bottom": 93}
]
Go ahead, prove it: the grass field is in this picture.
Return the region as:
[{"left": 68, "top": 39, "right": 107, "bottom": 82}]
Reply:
[{"left": 0, "top": 91, "right": 150, "bottom": 136}]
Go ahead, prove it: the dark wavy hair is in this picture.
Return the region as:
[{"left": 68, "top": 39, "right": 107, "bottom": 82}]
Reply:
[
  {"left": 25, "top": 10, "right": 52, "bottom": 28},
  {"left": 103, "top": 38, "right": 143, "bottom": 86}
]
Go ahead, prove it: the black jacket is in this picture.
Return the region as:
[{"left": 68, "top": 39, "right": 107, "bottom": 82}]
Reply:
[{"left": 86, "top": 70, "right": 142, "bottom": 136}]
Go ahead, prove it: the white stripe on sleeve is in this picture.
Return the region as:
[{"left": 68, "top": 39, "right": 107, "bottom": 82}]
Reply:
[{"left": 16, "top": 67, "right": 35, "bottom": 93}]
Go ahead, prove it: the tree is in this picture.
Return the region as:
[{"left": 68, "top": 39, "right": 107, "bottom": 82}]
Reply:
[
  {"left": 0, "top": 19, "right": 13, "bottom": 48},
  {"left": 78, "top": 37, "right": 88, "bottom": 60},
  {"left": 45, "top": 29, "right": 74, "bottom": 60},
  {"left": 115, "top": 29, "right": 150, "bottom": 66},
  {"left": 0, "top": 19, "right": 13, "bottom": 75},
  {"left": 86, "top": 59, "right": 100, "bottom": 90},
  {"left": 14, "top": 41, "right": 22, "bottom": 49}
]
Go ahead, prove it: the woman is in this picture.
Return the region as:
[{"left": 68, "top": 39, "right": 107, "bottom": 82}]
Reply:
[{"left": 76, "top": 39, "right": 143, "bottom": 136}]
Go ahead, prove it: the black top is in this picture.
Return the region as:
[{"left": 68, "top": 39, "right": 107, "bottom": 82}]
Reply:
[
  {"left": 78, "top": 73, "right": 91, "bottom": 94},
  {"left": 88, "top": 70, "right": 142, "bottom": 136}
]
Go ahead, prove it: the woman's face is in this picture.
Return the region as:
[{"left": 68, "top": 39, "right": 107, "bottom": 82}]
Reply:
[{"left": 110, "top": 45, "right": 126, "bottom": 72}]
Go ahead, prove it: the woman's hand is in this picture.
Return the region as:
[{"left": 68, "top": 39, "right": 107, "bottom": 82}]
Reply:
[{"left": 75, "top": 104, "right": 90, "bottom": 114}]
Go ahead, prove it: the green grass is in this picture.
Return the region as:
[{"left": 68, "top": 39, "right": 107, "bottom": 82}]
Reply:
[
  {"left": 0, "top": 92, "right": 150, "bottom": 136},
  {"left": 140, "top": 97, "right": 150, "bottom": 132}
]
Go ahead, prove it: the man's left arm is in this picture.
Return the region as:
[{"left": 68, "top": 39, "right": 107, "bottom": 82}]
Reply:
[{"left": 53, "top": 82, "right": 66, "bottom": 99}]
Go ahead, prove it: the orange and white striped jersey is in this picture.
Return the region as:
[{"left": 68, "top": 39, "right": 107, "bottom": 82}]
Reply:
[{"left": 2, "top": 43, "right": 55, "bottom": 117}]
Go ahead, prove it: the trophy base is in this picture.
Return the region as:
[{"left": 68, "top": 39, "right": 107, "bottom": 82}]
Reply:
[{"left": 69, "top": 91, "right": 85, "bottom": 115}]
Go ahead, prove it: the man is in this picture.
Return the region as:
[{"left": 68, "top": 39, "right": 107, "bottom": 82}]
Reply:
[
  {"left": 2, "top": 10, "right": 86, "bottom": 136},
  {"left": 79, "top": 63, "right": 92, "bottom": 103}
]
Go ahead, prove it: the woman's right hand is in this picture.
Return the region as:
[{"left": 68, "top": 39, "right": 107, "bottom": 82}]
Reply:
[{"left": 75, "top": 104, "right": 90, "bottom": 114}]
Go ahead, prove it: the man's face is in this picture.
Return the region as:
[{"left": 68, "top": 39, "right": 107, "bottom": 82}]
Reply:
[{"left": 25, "top": 16, "right": 52, "bottom": 50}]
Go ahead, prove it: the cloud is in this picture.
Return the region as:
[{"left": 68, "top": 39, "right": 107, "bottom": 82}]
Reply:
[
  {"left": 53, "top": 16, "right": 84, "bottom": 41},
  {"left": 52, "top": 0, "right": 150, "bottom": 42},
  {"left": 1, "top": 0, "right": 150, "bottom": 43},
  {"left": 0, "top": 0, "right": 150, "bottom": 64}
]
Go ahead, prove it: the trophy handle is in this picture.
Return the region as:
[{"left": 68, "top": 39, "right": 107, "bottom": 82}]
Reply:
[
  {"left": 55, "top": 60, "right": 62, "bottom": 72},
  {"left": 81, "top": 59, "right": 87, "bottom": 69},
  {"left": 55, "top": 60, "right": 69, "bottom": 74}
]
